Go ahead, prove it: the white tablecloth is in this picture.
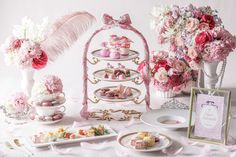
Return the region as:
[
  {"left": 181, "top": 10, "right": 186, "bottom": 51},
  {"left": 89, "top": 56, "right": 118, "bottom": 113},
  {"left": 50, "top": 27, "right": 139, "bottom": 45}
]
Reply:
[{"left": 0, "top": 96, "right": 235, "bottom": 157}]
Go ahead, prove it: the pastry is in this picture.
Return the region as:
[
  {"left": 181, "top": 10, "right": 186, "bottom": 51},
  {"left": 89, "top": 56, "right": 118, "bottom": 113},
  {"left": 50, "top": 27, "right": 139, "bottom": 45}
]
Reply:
[
  {"left": 110, "top": 51, "right": 120, "bottom": 59},
  {"left": 104, "top": 63, "right": 131, "bottom": 80},
  {"left": 99, "top": 85, "right": 133, "bottom": 99},
  {"left": 143, "top": 136, "right": 156, "bottom": 147},
  {"left": 134, "top": 140, "right": 147, "bottom": 149},
  {"left": 130, "top": 132, "right": 160, "bottom": 150},
  {"left": 99, "top": 48, "right": 110, "bottom": 57},
  {"left": 31, "top": 125, "right": 109, "bottom": 144}
]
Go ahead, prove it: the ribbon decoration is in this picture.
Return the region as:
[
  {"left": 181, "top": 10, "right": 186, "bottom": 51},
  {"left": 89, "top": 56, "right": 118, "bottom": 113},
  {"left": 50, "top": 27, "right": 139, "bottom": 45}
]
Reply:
[{"left": 102, "top": 14, "right": 132, "bottom": 28}]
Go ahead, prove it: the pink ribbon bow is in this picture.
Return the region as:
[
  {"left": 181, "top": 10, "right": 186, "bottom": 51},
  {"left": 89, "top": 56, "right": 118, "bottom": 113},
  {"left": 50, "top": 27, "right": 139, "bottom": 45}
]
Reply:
[{"left": 102, "top": 14, "right": 132, "bottom": 28}]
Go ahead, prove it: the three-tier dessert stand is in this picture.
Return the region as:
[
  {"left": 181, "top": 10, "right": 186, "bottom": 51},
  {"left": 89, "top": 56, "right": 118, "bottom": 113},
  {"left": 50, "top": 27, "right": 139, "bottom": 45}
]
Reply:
[{"left": 81, "top": 14, "right": 151, "bottom": 120}]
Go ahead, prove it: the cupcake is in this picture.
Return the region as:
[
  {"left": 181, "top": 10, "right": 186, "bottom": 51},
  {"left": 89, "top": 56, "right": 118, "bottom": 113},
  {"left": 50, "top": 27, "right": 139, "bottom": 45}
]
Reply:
[{"left": 30, "top": 75, "right": 65, "bottom": 106}]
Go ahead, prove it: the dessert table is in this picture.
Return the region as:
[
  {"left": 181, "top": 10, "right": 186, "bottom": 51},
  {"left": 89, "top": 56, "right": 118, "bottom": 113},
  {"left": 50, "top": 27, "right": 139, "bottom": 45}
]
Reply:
[{"left": 0, "top": 94, "right": 235, "bottom": 157}]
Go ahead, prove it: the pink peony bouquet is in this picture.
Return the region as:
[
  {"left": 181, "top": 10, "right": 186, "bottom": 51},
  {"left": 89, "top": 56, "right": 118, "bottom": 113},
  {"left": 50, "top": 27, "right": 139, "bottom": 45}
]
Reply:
[
  {"left": 138, "top": 51, "right": 194, "bottom": 92},
  {"left": 1, "top": 17, "right": 48, "bottom": 69},
  {"left": 150, "top": 4, "right": 236, "bottom": 70}
]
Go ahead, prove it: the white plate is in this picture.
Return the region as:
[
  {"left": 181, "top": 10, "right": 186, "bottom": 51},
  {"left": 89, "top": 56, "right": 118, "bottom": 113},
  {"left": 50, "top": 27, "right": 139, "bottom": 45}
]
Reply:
[
  {"left": 27, "top": 124, "right": 117, "bottom": 147},
  {"left": 94, "top": 86, "right": 141, "bottom": 102},
  {"left": 93, "top": 69, "right": 140, "bottom": 82},
  {"left": 117, "top": 132, "right": 172, "bottom": 152},
  {"left": 91, "top": 49, "right": 139, "bottom": 61},
  {"left": 140, "top": 109, "right": 195, "bottom": 130}
]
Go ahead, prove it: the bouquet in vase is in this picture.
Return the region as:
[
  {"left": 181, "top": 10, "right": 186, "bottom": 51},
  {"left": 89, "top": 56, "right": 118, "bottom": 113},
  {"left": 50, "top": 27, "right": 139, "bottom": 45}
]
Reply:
[
  {"left": 150, "top": 4, "right": 236, "bottom": 69},
  {"left": 1, "top": 17, "right": 49, "bottom": 69},
  {"left": 138, "top": 51, "right": 194, "bottom": 97}
]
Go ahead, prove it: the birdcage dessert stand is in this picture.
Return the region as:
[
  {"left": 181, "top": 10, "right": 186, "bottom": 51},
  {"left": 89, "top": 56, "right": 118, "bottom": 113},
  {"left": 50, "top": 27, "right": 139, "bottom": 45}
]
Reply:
[{"left": 81, "top": 14, "right": 151, "bottom": 121}]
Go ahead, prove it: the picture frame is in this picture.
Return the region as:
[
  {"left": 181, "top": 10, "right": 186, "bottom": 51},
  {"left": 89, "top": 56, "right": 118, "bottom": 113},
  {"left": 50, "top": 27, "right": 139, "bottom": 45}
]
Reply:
[{"left": 187, "top": 87, "right": 232, "bottom": 145}]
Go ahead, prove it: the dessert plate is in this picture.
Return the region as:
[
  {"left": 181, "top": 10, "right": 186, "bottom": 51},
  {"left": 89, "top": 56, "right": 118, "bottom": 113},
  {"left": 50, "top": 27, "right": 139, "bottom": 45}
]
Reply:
[
  {"left": 93, "top": 69, "right": 140, "bottom": 82},
  {"left": 118, "top": 132, "right": 172, "bottom": 152},
  {"left": 94, "top": 86, "right": 141, "bottom": 102},
  {"left": 91, "top": 49, "right": 139, "bottom": 61},
  {"left": 140, "top": 109, "right": 195, "bottom": 130},
  {"left": 30, "top": 111, "right": 64, "bottom": 125},
  {"left": 27, "top": 124, "right": 117, "bottom": 147}
]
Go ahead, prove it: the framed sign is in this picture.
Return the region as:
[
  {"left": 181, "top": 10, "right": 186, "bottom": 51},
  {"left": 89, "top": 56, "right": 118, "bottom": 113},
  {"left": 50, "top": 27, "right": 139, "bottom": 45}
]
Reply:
[{"left": 187, "top": 87, "right": 232, "bottom": 145}]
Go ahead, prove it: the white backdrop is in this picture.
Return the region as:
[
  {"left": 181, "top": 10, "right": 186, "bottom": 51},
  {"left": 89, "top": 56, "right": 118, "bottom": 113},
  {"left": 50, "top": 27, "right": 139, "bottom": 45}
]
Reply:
[{"left": 0, "top": 0, "right": 236, "bottom": 103}]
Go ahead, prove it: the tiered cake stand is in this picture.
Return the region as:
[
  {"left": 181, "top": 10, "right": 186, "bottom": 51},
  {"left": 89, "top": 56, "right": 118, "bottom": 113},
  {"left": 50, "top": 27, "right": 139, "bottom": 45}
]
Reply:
[{"left": 81, "top": 14, "right": 151, "bottom": 120}]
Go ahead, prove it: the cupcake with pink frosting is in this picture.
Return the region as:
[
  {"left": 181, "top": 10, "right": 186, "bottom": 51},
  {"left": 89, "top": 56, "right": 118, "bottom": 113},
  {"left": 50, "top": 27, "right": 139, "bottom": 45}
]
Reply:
[{"left": 30, "top": 75, "right": 65, "bottom": 106}]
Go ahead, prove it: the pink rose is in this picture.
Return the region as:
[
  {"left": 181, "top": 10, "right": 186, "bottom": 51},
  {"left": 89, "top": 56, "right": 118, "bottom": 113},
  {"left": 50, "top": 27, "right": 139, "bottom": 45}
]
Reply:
[
  {"left": 195, "top": 31, "right": 212, "bottom": 46},
  {"left": 200, "top": 14, "right": 215, "bottom": 29},
  {"left": 186, "top": 18, "right": 199, "bottom": 32},
  {"left": 187, "top": 47, "right": 198, "bottom": 59},
  {"left": 173, "top": 60, "right": 186, "bottom": 72},
  {"left": 154, "top": 67, "right": 169, "bottom": 83}
]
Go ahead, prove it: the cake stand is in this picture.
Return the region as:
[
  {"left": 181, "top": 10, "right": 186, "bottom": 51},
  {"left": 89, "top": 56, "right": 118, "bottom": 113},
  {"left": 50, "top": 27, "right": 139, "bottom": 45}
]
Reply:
[{"left": 81, "top": 14, "right": 151, "bottom": 120}]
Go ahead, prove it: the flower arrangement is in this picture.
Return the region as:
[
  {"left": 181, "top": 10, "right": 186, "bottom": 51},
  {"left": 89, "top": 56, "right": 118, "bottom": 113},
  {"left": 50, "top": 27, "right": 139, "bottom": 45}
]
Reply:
[
  {"left": 150, "top": 4, "right": 236, "bottom": 70},
  {"left": 1, "top": 17, "right": 49, "bottom": 69},
  {"left": 138, "top": 51, "right": 193, "bottom": 93},
  {"left": 2, "top": 92, "right": 29, "bottom": 116},
  {"left": 30, "top": 75, "right": 65, "bottom": 106}
]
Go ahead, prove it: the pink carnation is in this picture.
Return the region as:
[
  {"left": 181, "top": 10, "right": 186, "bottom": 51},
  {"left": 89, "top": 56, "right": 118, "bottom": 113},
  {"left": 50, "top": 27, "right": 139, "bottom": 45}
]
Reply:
[{"left": 44, "top": 75, "right": 63, "bottom": 94}]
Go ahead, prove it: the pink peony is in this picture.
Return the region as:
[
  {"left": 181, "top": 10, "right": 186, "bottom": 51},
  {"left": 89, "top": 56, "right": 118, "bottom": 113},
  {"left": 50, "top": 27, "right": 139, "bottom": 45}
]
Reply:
[
  {"left": 44, "top": 75, "right": 63, "bottom": 94},
  {"left": 186, "top": 18, "right": 199, "bottom": 32}
]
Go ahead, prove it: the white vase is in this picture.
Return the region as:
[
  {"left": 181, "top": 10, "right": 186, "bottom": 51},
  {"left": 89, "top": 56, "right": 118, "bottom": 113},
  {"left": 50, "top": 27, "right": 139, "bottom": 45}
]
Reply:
[
  {"left": 21, "top": 68, "right": 35, "bottom": 97},
  {"left": 203, "top": 61, "right": 220, "bottom": 89},
  {"left": 156, "top": 90, "right": 176, "bottom": 98}
]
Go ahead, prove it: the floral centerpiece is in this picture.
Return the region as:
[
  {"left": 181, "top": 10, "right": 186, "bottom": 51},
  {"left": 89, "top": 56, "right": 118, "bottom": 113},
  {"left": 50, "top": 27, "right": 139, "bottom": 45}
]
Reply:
[
  {"left": 30, "top": 75, "right": 65, "bottom": 106},
  {"left": 1, "top": 12, "right": 95, "bottom": 96},
  {"left": 138, "top": 51, "right": 193, "bottom": 97},
  {"left": 150, "top": 4, "right": 236, "bottom": 88},
  {"left": 1, "top": 17, "right": 49, "bottom": 69},
  {"left": 1, "top": 92, "right": 29, "bottom": 123}
]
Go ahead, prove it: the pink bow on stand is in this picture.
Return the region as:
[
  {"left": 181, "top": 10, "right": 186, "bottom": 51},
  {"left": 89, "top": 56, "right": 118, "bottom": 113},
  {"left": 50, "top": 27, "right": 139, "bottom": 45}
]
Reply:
[{"left": 102, "top": 14, "right": 132, "bottom": 28}]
